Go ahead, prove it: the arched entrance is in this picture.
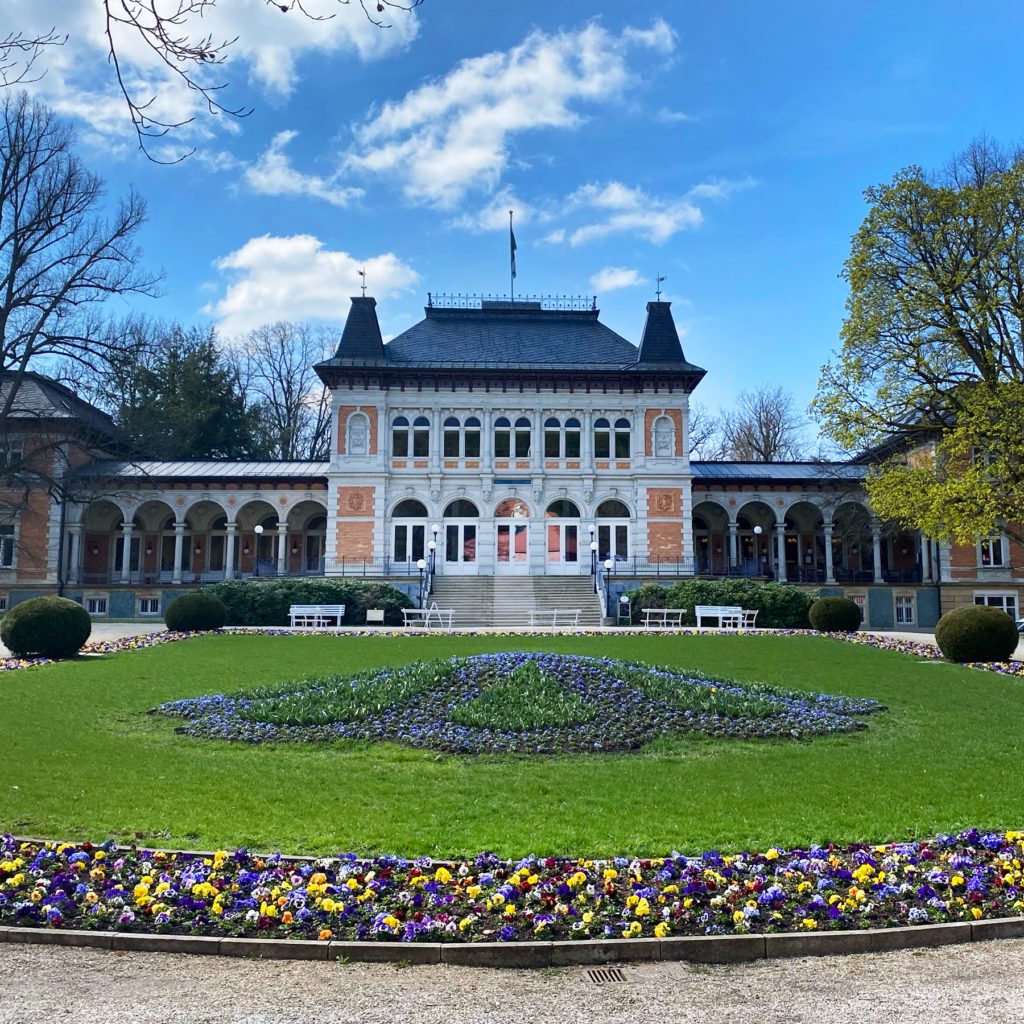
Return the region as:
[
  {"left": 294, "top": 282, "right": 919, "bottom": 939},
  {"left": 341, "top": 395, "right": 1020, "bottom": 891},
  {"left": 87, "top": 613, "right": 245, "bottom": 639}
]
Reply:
[
  {"left": 596, "top": 498, "right": 631, "bottom": 565},
  {"left": 442, "top": 499, "right": 478, "bottom": 574},
  {"left": 494, "top": 497, "right": 530, "bottom": 573},
  {"left": 545, "top": 499, "right": 581, "bottom": 573},
  {"left": 692, "top": 500, "right": 729, "bottom": 575},
  {"left": 390, "top": 498, "right": 429, "bottom": 569}
]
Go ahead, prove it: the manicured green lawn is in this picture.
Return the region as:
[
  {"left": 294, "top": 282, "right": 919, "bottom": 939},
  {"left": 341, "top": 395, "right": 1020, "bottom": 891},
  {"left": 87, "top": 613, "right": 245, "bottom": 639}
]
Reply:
[{"left": 2, "top": 633, "right": 1022, "bottom": 857}]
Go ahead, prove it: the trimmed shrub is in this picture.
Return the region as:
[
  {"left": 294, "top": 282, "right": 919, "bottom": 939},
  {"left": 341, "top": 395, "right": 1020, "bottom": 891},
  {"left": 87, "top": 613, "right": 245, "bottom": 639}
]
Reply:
[
  {"left": 935, "top": 605, "right": 1019, "bottom": 663},
  {"left": 195, "top": 578, "right": 413, "bottom": 627},
  {"left": 809, "top": 596, "right": 863, "bottom": 632},
  {"left": 627, "top": 578, "right": 817, "bottom": 628},
  {"left": 1, "top": 596, "right": 91, "bottom": 659},
  {"left": 164, "top": 593, "right": 227, "bottom": 632}
]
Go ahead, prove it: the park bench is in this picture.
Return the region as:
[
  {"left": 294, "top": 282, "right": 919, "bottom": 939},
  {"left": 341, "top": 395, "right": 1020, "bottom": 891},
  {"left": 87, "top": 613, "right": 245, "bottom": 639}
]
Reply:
[
  {"left": 695, "top": 604, "right": 743, "bottom": 628},
  {"left": 288, "top": 604, "right": 345, "bottom": 628},
  {"left": 527, "top": 609, "right": 582, "bottom": 627},
  {"left": 401, "top": 603, "right": 454, "bottom": 630},
  {"left": 641, "top": 608, "right": 686, "bottom": 628}
]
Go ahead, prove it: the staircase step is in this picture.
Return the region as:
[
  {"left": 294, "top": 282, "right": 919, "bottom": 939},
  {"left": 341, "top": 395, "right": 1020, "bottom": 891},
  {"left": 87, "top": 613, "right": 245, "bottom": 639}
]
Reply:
[{"left": 427, "top": 574, "right": 604, "bottom": 627}]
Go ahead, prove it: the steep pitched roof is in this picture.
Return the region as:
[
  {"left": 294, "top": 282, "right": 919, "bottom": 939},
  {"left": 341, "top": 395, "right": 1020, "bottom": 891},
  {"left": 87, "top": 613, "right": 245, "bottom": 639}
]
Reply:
[
  {"left": 0, "top": 371, "right": 118, "bottom": 440},
  {"left": 633, "top": 301, "right": 689, "bottom": 367},
  {"left": 331, "top": 296, "right": 386, "bottom": 362}
]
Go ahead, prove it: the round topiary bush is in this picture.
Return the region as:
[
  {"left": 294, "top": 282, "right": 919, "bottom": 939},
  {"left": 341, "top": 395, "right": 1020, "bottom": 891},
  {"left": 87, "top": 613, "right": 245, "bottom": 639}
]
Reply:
[
  {"left": 935, "top": 605, "right": 1019, "bottom": 663},
  {"left": 808, "top": 596, "right": 863, "bottom": 632},
  {"left": 164, "top": 593, "right": 227, "bottom": 632},
  {"left": 0, "top": 596, "right": 92, "bottom": 659}
]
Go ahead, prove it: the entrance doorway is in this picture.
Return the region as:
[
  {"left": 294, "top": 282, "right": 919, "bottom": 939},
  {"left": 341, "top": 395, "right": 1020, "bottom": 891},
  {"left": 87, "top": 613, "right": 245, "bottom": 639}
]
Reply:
[
  {"left": 495, "top": 497, "right": 530, "bottom": 573},
  {"left": 442, "top": 499, "right": 478, "bottom": 574},
  {"left": 545, "top": 499, "right": 581, "bottom": 574}
]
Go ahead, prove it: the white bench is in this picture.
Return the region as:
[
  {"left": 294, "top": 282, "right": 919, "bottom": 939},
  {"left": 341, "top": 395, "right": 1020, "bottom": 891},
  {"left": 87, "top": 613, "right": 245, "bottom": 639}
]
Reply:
[
  {"left": 402, "top": 603, "right": 454, "bottom": 630},
  {"left": 365, "top": 609, "right": 385, "bottom": 625},
  {"left": 288, "top": 604, "right": 345, "bottom": 628},
  {"left": 641, "top": 608, "right": 686, "bottom": 628},
  {"left": 528, "top": 609, "right": 582, "bottom": 627},
  {"left": 694, "top": 605, "right": 758, "bottom": 628}
]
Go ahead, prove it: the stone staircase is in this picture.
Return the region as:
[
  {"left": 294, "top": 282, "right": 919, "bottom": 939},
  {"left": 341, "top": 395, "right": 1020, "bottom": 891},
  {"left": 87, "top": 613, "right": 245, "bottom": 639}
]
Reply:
[{"left": 428, "top": 575, "right": 605, "bottom": 628}]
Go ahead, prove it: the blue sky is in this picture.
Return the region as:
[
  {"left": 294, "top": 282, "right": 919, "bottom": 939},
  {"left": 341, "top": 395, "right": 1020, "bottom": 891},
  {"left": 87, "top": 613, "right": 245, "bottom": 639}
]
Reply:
[{"left": 14, "top": 0, "right": 1024, "bottom": 423}]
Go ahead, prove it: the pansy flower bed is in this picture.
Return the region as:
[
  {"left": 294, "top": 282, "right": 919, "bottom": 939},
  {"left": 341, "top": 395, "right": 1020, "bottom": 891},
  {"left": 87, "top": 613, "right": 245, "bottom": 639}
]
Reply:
[
  {"left": 3, "top": 830, "right": 1024, "bottom": 942},
  {"left": 154, "top": 652, "right": 884, "bottom": 755}
]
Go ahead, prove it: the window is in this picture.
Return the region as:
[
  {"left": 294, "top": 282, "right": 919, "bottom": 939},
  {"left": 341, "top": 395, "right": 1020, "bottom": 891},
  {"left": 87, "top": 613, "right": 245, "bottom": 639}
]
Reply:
[
  {"left": 0, "top": 525, "right": 13, "bottom": 568},
  {"left": 86, "top": 596, "right": 108, "bottom": 615},
  {"left": 138, "top": 597, "right": 160, "bottom": 616},
  {"left": 979, "top": 536, "right": 1006, "bottom": 567},
  {"left": 594, "top": 418, "right": 611, "bottom": 459},
  {"left": 514, "top": 417, "right": 531, "bottom": 458},
  {"left": 849, "top": 594, "right": 867, "bottom": 613},
  {"left": 443, "top": 416, "right": 460, "bottom": 458},
  {"left": 412, "top": 417, "right": 430, "bottom": 458},
  {"left": 895, "top": 595, "right": 915, "bottom": 625},
  {"left": 0, "top": 595, "right": 7, "bottom": 611},
  {"left": 464, "top": 417, "right": 481, "bottom": 458},
  {"left": 974, "top": 592, "right": 1018, "bottom": 618},
  {"left": 494, "top": 417, "right": 512, "bottom": 458},
  {"left": 614, "top": 418, "right": 631, "bottom": 459},
  {"left": 444, "top": 416, "right": 481, "bottom": 459},
  {"left": 391, "top": 416, "right": 410, "bottom": 457},
  {"left": 0, "top": 442, "right": 23, "bottom": 474},
  {"left": 544, "top": 418, "right": 561, "bottom": 458}
]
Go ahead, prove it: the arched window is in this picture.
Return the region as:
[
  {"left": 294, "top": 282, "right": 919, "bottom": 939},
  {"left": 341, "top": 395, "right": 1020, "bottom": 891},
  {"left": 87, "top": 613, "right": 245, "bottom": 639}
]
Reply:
[
  {"left": 464, "top": 416, "right": 481, "bottom": 458},
  {"left": 597, "top": 499, "right": 630, "bottom": 518},
  {"left": 444, "top": 499, "right": 479, "bottom": 518},
  {"left": 494, "top": 416, "right": 512, "bottom": 458},
  {"left": 391, "top": 416, "right": 410, "bottom": 457},
  {"left": 546, "top": 499, "right": 581, "bottom": 518},
  {"left": 412, "top": 417, "right": 430, "bottom": 458},
  {"left": 443, "top": 416, "right": 482, "bottom": 459},
  {"left": 594, "top": 417, "right": 611, "bottom": 459},
  {"left": 495, "top": 498, "right": 530, "bottom": 518},
  {"left": 564, "top": 417, "right": 581, "bottom": 459},
  {"left": 614, "top": 418, "right": 631, "bottom": 459},
  {"left": 393, "top": 499, "right": 428, "bottom": 518},
  {"left": 443, "top": 416, "right": 460, "bottom": 458},
  {"left": 544, "top": 417, "right": 561, "bottom": 458},
  {"left": 514, "top": 417, "right": 531, "bottom": 458}
]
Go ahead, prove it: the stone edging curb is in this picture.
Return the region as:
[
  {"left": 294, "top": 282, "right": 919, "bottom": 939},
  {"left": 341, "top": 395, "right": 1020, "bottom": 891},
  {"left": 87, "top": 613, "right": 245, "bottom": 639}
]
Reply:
[{"left": 3, "top": 918, "right": 1024, "bottom": 967}]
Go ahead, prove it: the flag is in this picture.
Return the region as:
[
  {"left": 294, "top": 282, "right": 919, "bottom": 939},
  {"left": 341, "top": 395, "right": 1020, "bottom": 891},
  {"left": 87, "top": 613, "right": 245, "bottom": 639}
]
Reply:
[{"left": 509, "top": 211, "right": 517, "bottom": 280}]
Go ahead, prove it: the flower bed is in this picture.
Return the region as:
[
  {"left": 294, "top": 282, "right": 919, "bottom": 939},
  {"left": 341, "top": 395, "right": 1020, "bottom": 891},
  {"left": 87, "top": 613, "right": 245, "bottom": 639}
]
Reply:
[
  {"left": 155, "top": 652, "right": 884, "bottom": 754},
  {"left": 3, "top": 830, "right": 1023, "bottom": 943}
]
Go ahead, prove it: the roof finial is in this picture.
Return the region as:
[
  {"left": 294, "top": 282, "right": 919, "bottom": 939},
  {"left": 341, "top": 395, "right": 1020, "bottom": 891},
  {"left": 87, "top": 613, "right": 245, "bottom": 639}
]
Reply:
[
  {"left": 656, "top": 273, "right": 666, "bottom": 301},
  {"left": 358, "top": 268, "right": 367, "bottom": 297}
]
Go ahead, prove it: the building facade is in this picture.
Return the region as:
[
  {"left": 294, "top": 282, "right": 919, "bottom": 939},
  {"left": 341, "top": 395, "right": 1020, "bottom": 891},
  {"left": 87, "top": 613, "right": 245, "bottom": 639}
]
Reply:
[{"left": 0, "top": 296, "right": 1020, "bottom": 628}]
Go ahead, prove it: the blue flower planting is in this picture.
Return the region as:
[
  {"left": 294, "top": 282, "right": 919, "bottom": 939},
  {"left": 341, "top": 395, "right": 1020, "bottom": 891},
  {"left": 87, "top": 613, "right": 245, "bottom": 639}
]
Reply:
[{"left": 156, "top": 653, "right": 884, "bottom": 755}]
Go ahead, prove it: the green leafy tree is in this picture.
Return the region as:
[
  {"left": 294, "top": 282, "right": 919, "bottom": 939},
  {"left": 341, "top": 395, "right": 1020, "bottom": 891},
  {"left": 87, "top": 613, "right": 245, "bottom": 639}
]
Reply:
[
  {"left": 121, "top": 325, "right": 272, "bottom": 459},
  {"left": 813, "top": 138, "right": 1024, "bottom": 545}
]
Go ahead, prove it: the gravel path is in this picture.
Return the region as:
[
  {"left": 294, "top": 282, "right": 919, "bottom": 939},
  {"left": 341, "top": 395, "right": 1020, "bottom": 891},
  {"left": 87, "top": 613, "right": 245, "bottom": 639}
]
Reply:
[{"left": 2, "top": 942, "right": 1023, "bottom": 1024}]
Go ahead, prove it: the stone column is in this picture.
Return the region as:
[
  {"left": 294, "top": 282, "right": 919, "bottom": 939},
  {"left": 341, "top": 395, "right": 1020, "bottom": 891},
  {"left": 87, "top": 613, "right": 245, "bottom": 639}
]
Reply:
[
  {"left": 728, "top": 522, "right": 738, "bottom": 569},
  {"left": 277, "top": 523, "right": 289, "bottom": 576},
  {"left": 824, "top": 524, "right": 835, "bottom": 583},
  {"left": 775, "top": 523, "right": 787, "bottom": 582},
  {"left": 119, "top": 523, "right": 133, "bottom": 583},
  {"left": 224, "top": 522, "right": 237, "bottom": 580},
  {"left": 172, "top": 521, "right": 185, "bottom": 584},
  {"left": 582, "top": 410, "right": 594, "bottom": 474},
  {"left": 67, "top": 525, "right": 82, "bottom": 585},
  {"left": 871, "top": 524, "right": 883, "bottom": 582}
]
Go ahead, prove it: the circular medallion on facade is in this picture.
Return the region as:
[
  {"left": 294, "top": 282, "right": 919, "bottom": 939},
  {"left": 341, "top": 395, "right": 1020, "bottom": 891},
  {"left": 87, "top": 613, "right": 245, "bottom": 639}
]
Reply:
[
  {"left": 279, "top": 496, "right": 288, "bottom": 506},
  {"left": 227, "top": 496, "right": 236, "bottom": 507},
  {"left": 175, "top": 496, "right": 185, "bottom": 506},
  {"left": 728, "top": 497, "right": 736, "bottom": 507},
  {"left": 776, "top": 497, "right": 785, "bottom": 506}
]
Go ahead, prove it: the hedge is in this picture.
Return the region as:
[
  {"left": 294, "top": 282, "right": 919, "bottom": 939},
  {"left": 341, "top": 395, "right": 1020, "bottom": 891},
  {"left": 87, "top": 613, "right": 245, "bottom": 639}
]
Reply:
[
  {"left": 164, "top": 593, "right": 227, "bottom": 631},
  {"left": 808, "top": 596, "right": 863, "bottom": 632},
  {"left": 625, "top": 578, "right": 817, "bottom": 628},
  {"left": 194, "top": 578, "right": 413, "bottom": 626}
]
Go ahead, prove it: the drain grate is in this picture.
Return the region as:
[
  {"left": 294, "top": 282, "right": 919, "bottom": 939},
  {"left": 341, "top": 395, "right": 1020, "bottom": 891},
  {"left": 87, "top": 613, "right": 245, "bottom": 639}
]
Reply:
[{"left": 586, "top": 967, "right": 628, "bottom": 985}]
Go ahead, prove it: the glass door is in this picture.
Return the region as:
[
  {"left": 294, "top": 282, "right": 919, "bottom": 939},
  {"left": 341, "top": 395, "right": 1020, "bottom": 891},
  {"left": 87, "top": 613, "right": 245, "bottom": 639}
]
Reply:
[
  {"left": 444, "top": 522, "right": 477, "bottom": 573},
  {"left": 546, "top": 522, "right": 579, "bottom": 571},
  {"left": 392, "top": 522, "right": 425, "bottom": 570},
  {"left": 598, "top": 523, "right": 629, "bottom": 565},
  {"left": 496, "top": 523, "right": 529, "bottom": 573}
]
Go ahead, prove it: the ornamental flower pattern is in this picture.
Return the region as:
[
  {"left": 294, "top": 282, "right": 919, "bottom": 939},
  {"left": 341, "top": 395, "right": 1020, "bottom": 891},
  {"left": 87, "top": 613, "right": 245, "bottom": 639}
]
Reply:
[
  {"left": 154, "top": 653, "right": 885, "bottom": 754},
  {"left": 2, "top": 831, "right": 1024, "bottom": 943}
]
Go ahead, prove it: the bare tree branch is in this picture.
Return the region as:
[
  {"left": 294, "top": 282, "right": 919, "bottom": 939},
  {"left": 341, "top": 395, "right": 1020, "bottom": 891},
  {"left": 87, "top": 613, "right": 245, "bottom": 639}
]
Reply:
[
  {"left": 0, "top": 30, "right": 67, "bottom": 88},
  {"left": 718, "top": 385, "right": 809, "bottom": 461}
]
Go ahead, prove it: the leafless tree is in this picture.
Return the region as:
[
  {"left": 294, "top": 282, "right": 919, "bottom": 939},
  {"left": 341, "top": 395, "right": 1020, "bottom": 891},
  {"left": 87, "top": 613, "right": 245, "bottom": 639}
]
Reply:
[
  {"left": 2, "top": 1, "right": 424, "bottom": 162},
  {"left": 233, "top": 321, "right": 334, "bottom": 460},
  {"left": 687, "top": 402, "right": 723, "bottom": 460},
  {"left": 719, "top": 384, "right": 808, "bottom": 461}
]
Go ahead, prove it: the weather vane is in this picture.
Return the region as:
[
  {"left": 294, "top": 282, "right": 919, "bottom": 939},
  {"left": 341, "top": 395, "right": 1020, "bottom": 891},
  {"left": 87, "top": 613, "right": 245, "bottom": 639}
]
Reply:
[
  {"left": 358, "top": 269, "right": 367, "bottom": 297},
  {"left": 656, "top": 273, "right": 666, "bottom": 301}
]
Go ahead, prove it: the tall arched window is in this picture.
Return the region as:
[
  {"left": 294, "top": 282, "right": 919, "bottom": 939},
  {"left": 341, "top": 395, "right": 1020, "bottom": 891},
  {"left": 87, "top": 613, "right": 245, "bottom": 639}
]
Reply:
[
  {"left": 392, "top": 499, "right": 428, "bottom": 564},
  {"left": 564, "top": 417, "right": 581, "bottom": 458},
  {"left": 412, "top": 417, "right": 430, "bottom": 457},
  {"left": 545, "top": 500, "right": 580, "bottom": 565},
  {"left": 464, "top": 416, "right": 481, "bottom": 458},
  {"left": 594, "top": 418, "right": 611, "bottom": 459},
  {"left": 544, "top": 417, "right": 561, "bottom": 458},
  {"left": 442, "top": 499, "right": 478, "bottom": 567},
  {"left": 614, "top": 418, "right": 631, "bottom": 459},
  {"left": 494, "top": 416, "right": 512, "bottom": 458},
  {"left": 514, "top": 417, "right": 531, "bottom": 458},
  {"left": 443, "top": 416, "right": 461, "bottom": 458},
  {"left": 391, "top": 416, "right": 410, "bottom": 457},
  {"left": 596, "top": 499, "right": 630, "bottom": 562},
  {"left": 544, "top": 417, "right": 582, "bottom": 459},
  {"left": 443, "top": 417, "right": 481, "bottom": 459}
]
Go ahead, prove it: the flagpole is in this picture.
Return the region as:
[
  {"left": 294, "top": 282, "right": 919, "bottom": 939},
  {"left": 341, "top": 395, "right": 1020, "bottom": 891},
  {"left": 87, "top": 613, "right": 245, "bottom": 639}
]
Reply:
[{"left": 509, "top": 209, "right": 515, "bottom": 301}]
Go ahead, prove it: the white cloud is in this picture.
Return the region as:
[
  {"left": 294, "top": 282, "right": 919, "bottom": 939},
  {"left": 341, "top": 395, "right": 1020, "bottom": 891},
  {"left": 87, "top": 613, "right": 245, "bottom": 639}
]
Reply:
[
  {"left": 653, "top": 107, "right": 694, "bottom": 124},
  {"left": 10, "top": 0, "right": 418, "bottom": 150},
  {"left": 566, "top": 180, "right": 702, "bottom": 245},
  {"left": 540, "top": 229, "right": 566, "bottom": 245},
  {"left": 345, "top": 18, "right": 677, "bottom": 208},
  {"left": 244, "top": 131, "right": 363, "bottom": 207},
  {"left": 590, "top": 267, "right": 648, "bottom": 292},
  {"left": 203, "top": 235, "right": 419, "bottom": 336},
  {"left": 449, "top": 188, "right": 539, "bottom": 232}
]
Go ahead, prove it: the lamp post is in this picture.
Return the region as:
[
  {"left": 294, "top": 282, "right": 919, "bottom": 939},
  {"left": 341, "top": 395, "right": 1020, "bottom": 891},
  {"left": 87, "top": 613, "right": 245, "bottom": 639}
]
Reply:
[
  {"left": 753, "top": 524, "right": 762, "bottom": 577},
  {"left": 416, "top": 557, "right": 427, "bottom": 606},
  {"left": 431, "top": 523, "right": 440, "bottom": 575},
  {"left": 603, "top": 557, "right": 614, "bottom": 620},
  {"left": 253, "top": 523, "right": 264, "bottom": 578},
  {"left": 427, "top": 539, "right": 437, "bottom": 588},
  {"left": 589, "top": 540, "right": 599, "bottom": 591}
]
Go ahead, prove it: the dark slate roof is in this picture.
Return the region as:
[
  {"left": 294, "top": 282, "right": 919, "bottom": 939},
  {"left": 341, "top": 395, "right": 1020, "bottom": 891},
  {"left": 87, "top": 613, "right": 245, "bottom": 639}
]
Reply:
[
  {"left": 634, "top": 301, "right": 687, "bottom": 366},
  {"left": 0, "top": 371, "right": 118, "bottom": 439},
  {"left": 333, "top": 296, "right": 385, "bottom": 362},
  {"left": 318, "top": 299, "right": 705, "bottom": 374},
  {"left": 692, "top": 461, "right": 868, "bottom": 482},
  {"left": 75, "top": 460, "right": 329, "bottom": 480}
]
